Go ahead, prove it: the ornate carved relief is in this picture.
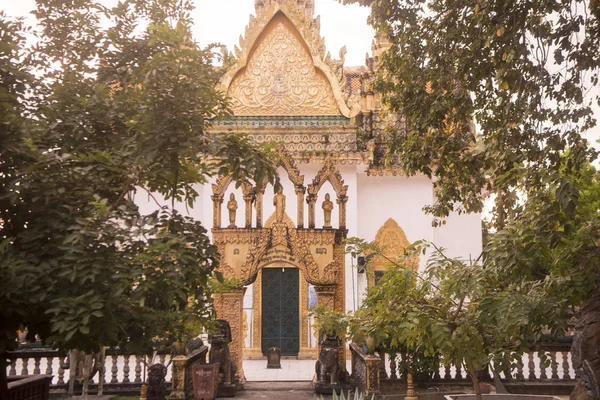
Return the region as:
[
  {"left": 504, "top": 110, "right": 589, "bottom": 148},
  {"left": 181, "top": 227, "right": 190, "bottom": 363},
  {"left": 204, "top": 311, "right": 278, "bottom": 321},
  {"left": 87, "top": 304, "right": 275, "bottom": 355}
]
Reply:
[
  {"left": 307, "top": 159, "right": 348, "bottom": 196},
  {"left": 296, "top": 230, "right": 337, "bottom": 245},
  {"left": 369, "top": 218, "right": 418, "bottom": 286},
  {"left": 213, "top": 290, "right": 246, "bottom": 383},
  {"left": 228, "top": 19, "right": 339, "bottom": 116},
  {"left": 219, "top": 0, "right": 360, "bottom": 118},
  {"left": 251, "top": 132, "right": 357, "bottom": 153},
  {"left": 252, "top": 274, "right": 262, "bottom": 351},
  {"left": 240, "top": 232, "right": 273, "bottom": 285},
  {"left": 212, "top": 176, "right": 254, "bottom": 197},
  {"left": 242, "top": 311, "right": 248, "bottom": 348},
  {"left": 300, "top": 273, "right": 309, "bottom": 349},
  {"left": 276, "top": 145, "right": 304, "bottom": 187},
  {"left": 212, "top": 230, "right": 262, "bottom": 246},
  {"left": 218, "top": 262, "right": 237, "bottom": 279},
  {"left": 322, "top": 245, "right": 344, "bottom": 284},
  {"left": 314, "top": 285, "right": 336, "bottom": 309},
  {"left": 307, "top": 160, "right": 349, "bottom": 229},
  {"left": 231, "top": 210, "right": 345, "bottom": 286}
]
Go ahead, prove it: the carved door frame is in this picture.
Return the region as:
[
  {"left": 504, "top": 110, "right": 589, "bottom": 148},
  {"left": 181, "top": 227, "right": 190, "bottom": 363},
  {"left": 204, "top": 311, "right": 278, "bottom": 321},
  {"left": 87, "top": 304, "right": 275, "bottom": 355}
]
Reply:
[{"left": 247, "top": 266, "right": 314, "bottom": 359}]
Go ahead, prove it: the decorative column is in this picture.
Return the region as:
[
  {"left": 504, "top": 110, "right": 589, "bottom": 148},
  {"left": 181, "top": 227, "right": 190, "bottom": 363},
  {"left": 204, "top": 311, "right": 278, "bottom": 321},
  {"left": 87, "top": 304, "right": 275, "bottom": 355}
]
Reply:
[
  {"left": 314, "top": 284, "right": 346, "bottom": 371},
  {"left": 243, "top": 194, "right": 254, "bottom": 228},
  {"left": 255, "top": 191, "right": 264, "bottom": 228},
  {"left": 314, "top": 284, "right": 336, "bottom": 310},
  {"left": 307, "top": 194, "right": 317, "bottom": 229},
  {"left": 295, "top": 186, "right": 306, "bottom": 229},
  {"left": 169, "top": 355, "right": 187, "bottom": 400},
  {"left": 212, "top": 195, "right": 224, "bottom": 228},
  {"left": 214, "top": 288, "right": 246, "bottom": 385},
  {"left": 337, "top": 195, "right": 348, "bottom": 230}
]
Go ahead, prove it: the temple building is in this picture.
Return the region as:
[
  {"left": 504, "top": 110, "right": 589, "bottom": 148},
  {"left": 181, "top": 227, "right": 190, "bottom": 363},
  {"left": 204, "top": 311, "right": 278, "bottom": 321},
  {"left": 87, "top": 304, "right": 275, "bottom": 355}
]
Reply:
[{"left": 138, "top": 0, "right": 482, "bottom": 383}]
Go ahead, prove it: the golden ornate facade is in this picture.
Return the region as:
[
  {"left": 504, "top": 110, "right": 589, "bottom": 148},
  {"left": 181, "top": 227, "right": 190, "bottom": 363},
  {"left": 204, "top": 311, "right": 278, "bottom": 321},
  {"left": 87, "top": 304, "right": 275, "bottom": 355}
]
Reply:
[
  {"left": 228, "top": 15, "right": 340, "bottom": 116},
  {"left": 208, "top": 0, "right": 393, "bottom": 383},
  {"left": 203, "top": 0, "right": 484, "bottom": 386}
]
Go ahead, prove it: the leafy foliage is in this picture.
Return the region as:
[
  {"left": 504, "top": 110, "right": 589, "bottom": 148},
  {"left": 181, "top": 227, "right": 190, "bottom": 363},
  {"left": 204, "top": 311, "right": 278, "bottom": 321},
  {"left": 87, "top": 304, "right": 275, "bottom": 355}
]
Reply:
[
  {"left": 341, "top": 0, "right": 598, "bottom": 224},
  {"left": 347, "top": 240, "right": 569, "bottom": 397},
  {"left": 0, "top": 0, "right": 275, "bottom": 358},
  {"left": 337, "top": 0, "right": 600, "bottom": 395}
]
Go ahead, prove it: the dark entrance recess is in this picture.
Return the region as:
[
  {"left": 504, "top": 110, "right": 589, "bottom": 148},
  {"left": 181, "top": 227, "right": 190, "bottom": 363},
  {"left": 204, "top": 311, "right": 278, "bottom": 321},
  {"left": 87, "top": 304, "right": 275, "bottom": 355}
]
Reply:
[{"left": 261, "top": 267, "right": 300, "bottom": 356}]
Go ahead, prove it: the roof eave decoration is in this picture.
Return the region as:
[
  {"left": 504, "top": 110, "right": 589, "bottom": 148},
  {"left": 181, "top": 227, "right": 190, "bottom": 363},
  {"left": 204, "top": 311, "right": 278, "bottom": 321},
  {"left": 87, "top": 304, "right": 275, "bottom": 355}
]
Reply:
[{"left": 218, "top": 0, "right": 360, "bottom": 118}]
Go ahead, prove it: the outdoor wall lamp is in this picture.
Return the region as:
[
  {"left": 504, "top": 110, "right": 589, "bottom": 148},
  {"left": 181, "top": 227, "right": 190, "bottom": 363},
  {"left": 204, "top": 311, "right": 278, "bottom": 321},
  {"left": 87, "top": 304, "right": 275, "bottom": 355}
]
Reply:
[{"left": 357, "top": 256, "right": 366, "bottom": 273}]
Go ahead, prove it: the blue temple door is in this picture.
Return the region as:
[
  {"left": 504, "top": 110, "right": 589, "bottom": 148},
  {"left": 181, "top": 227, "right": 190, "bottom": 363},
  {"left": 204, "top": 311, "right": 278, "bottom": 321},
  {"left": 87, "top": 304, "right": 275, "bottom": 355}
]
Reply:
[{"left": 261, "top": 267, "right": 300, "bottom": 356}]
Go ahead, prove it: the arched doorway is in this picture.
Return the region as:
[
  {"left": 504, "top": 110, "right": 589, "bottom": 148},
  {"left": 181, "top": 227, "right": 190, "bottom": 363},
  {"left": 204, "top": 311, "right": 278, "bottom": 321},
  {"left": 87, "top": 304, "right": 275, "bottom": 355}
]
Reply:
[{"left": 261, "top": 265, "right": 300, "bottom": 356}]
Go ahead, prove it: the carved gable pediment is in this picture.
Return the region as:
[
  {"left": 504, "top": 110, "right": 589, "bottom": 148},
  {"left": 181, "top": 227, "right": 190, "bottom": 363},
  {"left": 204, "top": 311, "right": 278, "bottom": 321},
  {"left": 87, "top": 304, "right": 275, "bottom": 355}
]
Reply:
[
  {"left": 372, "top": 218, "right": 418, "bottom": 270},
  {"left": 228, "top": 14, "right": 340, "bottom": 116}
]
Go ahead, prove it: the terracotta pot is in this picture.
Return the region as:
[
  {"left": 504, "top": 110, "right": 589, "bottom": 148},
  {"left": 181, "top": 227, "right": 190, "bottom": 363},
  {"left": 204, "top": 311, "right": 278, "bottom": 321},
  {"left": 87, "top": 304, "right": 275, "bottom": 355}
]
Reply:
[{"left": 479, "top": 382, "right": 492, "bottom": 394}]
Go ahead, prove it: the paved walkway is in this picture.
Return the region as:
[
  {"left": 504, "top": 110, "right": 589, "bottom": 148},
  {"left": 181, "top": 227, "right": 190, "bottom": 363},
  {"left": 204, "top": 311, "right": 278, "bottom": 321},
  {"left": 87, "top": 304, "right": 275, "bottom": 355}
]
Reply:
[
  {"left": 243, "top": 359, "right": 353, "bottom": 382},
  {"left": 238, "top": 382, "right": 318, "bottom": 399},
  {"left": 243, "top": 359, "right": 317, "bottom": 381}
]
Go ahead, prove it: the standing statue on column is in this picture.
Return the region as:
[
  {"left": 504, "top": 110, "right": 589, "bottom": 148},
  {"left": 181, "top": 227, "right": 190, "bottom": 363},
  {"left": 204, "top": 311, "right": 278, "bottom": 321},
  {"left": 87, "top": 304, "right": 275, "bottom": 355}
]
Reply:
[
  {"left": 322, "top": 193, "right": 334, "bottom": 228},
  {"left": 274, "top": 187, "right": 286, "bottom": 221},
  {"left": 227, "top": 193, "right": 238, "bottom": 228}
]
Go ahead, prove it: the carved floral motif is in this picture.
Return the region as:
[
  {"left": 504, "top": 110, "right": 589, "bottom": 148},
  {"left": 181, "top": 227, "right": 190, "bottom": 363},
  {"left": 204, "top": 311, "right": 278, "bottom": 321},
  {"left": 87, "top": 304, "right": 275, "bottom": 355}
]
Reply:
[
  {"left": 368, "top": 219, "right": 418, "bottom": 286},
  {"left": 228, "top": 21, "right": 339, "bottom": 116}
]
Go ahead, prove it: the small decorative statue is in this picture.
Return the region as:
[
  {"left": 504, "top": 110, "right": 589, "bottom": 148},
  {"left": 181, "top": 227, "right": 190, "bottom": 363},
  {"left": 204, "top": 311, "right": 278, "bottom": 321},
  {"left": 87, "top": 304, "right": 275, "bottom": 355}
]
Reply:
[
  {"left": 227, "top": 193, "right": 238, "bottom": 228},
  {"left": 322, "top": 193, "right": 334, "bottom": 228},
  {"left": 147, "top": 364, "right": 167, "bottom": 400},
  {"left": 184, "top": 337, "right": 204, "bottom": 357},
  {"left": 316, "top": 329, "right": 341, "bottom": 386},
  {"left": 209, "top": 320, "right": 237, "bottom": 396},
  {"left": 266, "top": 347, "right": 281, "bottom": 369},
  {"left": 273, "top": 187, "right": 286, "bottom": 221}
]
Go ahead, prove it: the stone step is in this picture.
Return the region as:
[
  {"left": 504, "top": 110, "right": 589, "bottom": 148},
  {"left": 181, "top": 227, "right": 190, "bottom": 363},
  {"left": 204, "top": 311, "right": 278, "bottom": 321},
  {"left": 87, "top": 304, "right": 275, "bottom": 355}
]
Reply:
[{"left": 244, "top": 381, "right": 313, "bottom": 392}]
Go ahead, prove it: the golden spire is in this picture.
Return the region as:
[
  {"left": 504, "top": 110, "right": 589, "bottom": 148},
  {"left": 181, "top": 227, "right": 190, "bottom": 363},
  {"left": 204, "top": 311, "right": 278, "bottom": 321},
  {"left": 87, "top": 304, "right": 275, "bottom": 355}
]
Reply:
[{"left": 254, "top": 0, "right": 315, "bottom": 19}]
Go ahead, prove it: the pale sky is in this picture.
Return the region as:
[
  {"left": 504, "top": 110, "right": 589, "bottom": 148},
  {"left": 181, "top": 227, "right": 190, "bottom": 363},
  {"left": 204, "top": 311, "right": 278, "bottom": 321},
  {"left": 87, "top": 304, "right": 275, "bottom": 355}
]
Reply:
[{"left": 0, "top": 0, "right": 375, "bottom": 67}]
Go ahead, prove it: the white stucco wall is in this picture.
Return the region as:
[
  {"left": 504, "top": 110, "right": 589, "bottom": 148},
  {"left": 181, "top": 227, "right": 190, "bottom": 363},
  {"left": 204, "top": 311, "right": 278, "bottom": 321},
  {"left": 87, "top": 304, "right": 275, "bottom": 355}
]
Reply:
[
  {"left": 356, "top": 171, "right": 435, "bottom": 265},
  {"left": 133, "top": 162, "right": 483, "bottom": 341},
  {"left": 133, "top": 182, "right": 205, "bottom": 223},
  {"left": 433, "top": 209, "right": 483, "bottom": 262}
]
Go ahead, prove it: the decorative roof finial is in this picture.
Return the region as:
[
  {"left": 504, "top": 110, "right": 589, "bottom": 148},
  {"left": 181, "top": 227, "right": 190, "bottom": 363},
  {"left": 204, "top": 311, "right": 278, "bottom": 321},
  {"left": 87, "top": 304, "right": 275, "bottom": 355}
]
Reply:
[{"left": 254, "top": 0, "right": 315, "bottom": 19}]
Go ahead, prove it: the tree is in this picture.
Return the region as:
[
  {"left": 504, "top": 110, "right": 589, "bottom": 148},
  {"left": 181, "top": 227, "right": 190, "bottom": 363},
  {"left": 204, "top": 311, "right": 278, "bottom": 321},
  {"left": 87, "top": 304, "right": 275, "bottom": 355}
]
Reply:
[
  {"left": 339, "top": 0, "right": 599, "bottom": 397},
  {"left": 349, "top": 242, "right": 569, "bottom": 400},
  {"left": 0, "top": 0, "right": 275, "bottom": 394}
]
